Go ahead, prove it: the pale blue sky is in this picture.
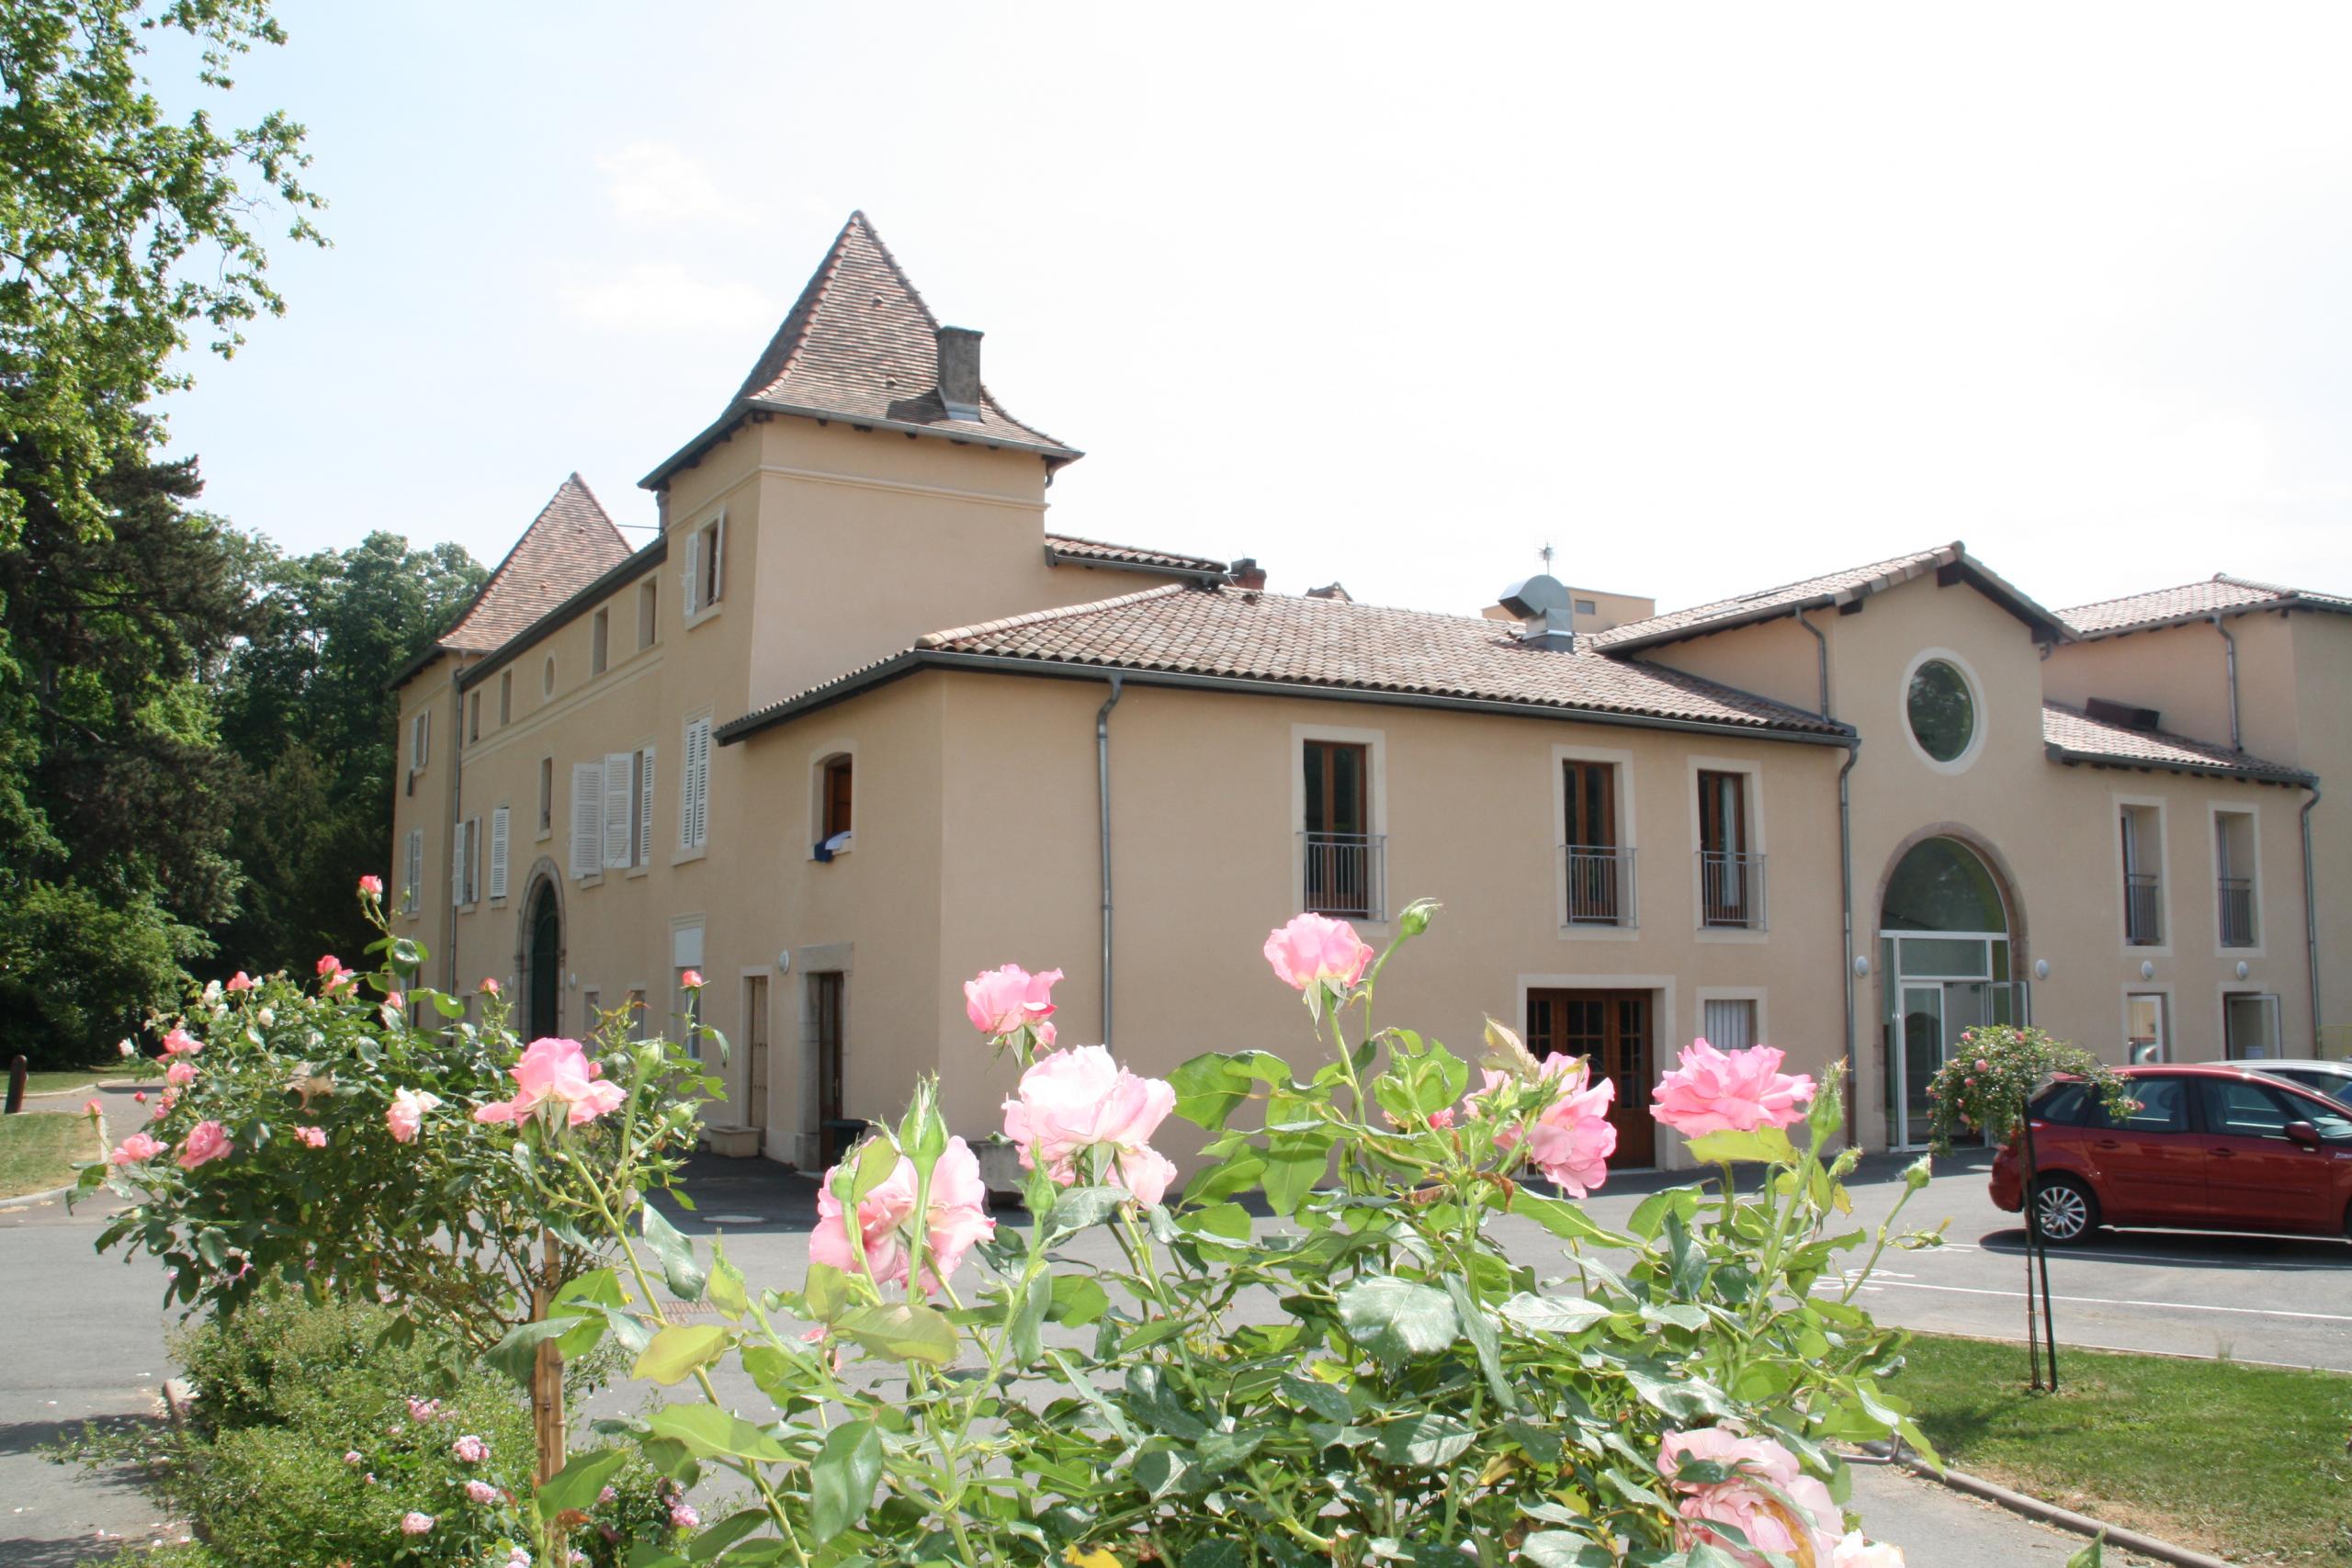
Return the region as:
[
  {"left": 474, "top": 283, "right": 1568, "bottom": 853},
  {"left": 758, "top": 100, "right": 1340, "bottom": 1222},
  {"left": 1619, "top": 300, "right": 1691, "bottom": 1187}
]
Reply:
[{"left": 162, "top": 2, "right": 2352, "bottom": 617}]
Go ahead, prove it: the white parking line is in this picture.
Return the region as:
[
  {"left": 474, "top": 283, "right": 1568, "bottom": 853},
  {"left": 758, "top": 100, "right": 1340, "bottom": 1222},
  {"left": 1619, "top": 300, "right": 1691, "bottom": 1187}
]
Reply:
[
  {"left": 1817, "top": 1276, "right": 2352, "bottom": 1324},
  {"left": 1908, "top": 1241, "right": 2351, "bottom": 1272}
]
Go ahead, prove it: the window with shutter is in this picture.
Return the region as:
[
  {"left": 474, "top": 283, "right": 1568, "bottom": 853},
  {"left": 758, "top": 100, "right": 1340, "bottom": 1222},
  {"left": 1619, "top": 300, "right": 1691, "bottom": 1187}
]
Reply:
[
  {"left": 452, "top": 817, "right": 471, "bottom": 907},
  {"left": 604, "top": 752, "right": 634, "bottom": 869},
  {"left": 707, "top": 516, "right": 725, "bottom": 605},
  {"left": 636, "top": 747, "right": 655, "bottom": 867},
  {"left": 681, "top": 529, "right": 700, "bottom": 618},
  {"left": 571, "top": 761, "right": 604, "bottom": 879},
  {"left": 488, "top": 807, "right": 511, "bottom": 901},
  {"left": 680, "top": 719, "right": 711, "bottom": 850},
  {"left": 403, "top": 829, "right": 423, "bottom": 914}
]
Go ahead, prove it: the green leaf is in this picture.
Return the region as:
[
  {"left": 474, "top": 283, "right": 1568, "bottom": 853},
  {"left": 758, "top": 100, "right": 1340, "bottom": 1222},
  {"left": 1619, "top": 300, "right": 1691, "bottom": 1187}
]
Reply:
[
  {"left": 1006, "top": 1270, "right": 1052, "bottom": 1366},
  {"left": 1182, "top": 1151, "right": 1267, "bottom": 1204},
  {"left": 1170, "top": 1050, "right": 1289, "bottom": 1131},
  {"left": 802, "top": 1261, "right": 851, "bottom": 1322},
  {"left": 644, "top": 1404, "right": 792, "bottom": 1462},
  {"left": 1513, "top": 1190, "right": 1636, "bottom": 1247},
  {"left": 641, "top": 1205, "right": 707, "bottom": 1303},
  {"left": 534, "top": 1447, "right": 629, "bottom": 1524},
  {"left": 1498, "top": 1292, "right": 1613, "bottom": 1336},
  {"left": 633, "top": 1324, "right": 730, "bottom": 1385},
  {"left": 833, "top": 1302, "right": 957, "bottom": 1365},
  {"left": 1182, "top": 1544, "right": 1247, "bottom": 1568},
  {"left": 1519, "top": 1534, "right": 1613, "bottom": 1568},
  {"left": 845, "top": 1134, "right": 901, "bottom": 1202},
  {"left": 708, "top": 1239, "right": 749, "bottom": 1321},
  {"left": 486, "top": 1317, "right": 572, "bottom": 1389},
  {"left": 684, "top": 1508, "right": 769, "bottom": 1562},
  {"left": 1374, "top": 1411, "right": 1476, "bottom": 1468},
  {"left": 808, "top": 1419, "right": 884, "bottom": 1543},
  {"left": 1443, "top": 1275, "right": 1515, "bottom": 1411},
  {"left": 1046, "top": 1274, "right": 1110, "bottom": 1326},
  {"left": 1261, "top": 1129, "right": 1331, "bottom": 1215},
  {"left": 551, "top": 1269, "right": 625, "bottom": 1358},
  {"left": 1336, "top": 1276, "right": 1457, "bottom": 1364},
  {"left": 1043, "top": 1184, "right": 1130, "bottom": 1237},
  {"left": 2064, "top": 1540, "right": 2106, "bottom": 1568},
  {"left": 1687, "top": 1127, "right": 1798, "bottom": 1166}
]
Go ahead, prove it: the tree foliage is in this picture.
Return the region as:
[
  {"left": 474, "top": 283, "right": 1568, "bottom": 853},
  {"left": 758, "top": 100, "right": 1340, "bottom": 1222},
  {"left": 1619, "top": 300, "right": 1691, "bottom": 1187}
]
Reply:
[{"left": 0, "top": 0, "right": 323, "bottom": 542}]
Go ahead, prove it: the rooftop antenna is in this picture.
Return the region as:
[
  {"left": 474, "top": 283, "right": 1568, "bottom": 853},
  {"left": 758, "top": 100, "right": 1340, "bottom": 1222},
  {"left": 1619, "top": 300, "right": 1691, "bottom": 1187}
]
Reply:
[{"left": 1539, "top": 540, "right": 1555, "bottom": 574}]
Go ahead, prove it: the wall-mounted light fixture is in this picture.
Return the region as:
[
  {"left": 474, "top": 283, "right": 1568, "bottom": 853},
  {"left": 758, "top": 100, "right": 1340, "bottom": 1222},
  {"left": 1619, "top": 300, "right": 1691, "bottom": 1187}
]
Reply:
[
  {"left": 2235, "top": 960, "right": 2251, "bottom": 981},
  {"left": 775, "top": 951, "right": 794, "bottom": 975},
  {"left": 1851, "top": 955, "right": 1871, "bottom": 978},
  {"left": 2140, "top": 960, "right": 2156, "bottom": 981},
  {"left": 2033, "top": 959, "right": 2051, "bottom": 981}
]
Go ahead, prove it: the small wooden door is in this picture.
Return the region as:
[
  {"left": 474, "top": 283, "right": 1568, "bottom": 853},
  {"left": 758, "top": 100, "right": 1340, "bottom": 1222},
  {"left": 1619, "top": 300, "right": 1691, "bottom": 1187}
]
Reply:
[
  {"left": 1527, "top": 988, "right": 1655, "bottom": 1168},
  {"left": 743, "top": 976, "right": 768, "bottom": 1134},
  {"left": 812, "top": 972, "right": 847, "bottom": 1164}
]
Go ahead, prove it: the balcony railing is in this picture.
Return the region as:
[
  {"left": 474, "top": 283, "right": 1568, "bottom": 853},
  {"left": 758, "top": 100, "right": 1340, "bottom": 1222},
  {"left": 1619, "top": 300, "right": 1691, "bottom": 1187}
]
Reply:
[
  {"left": 2123, "top": 872, "right": 2163, "bottom": 946},
  {"left": 1698, "top": 851, "right": 1767, "bottom": 931},
  {"left": 1561, "top": 844, "right": 1636, "bottom": 927},
  {"left": 1303, "top": 831, "right": 1385, "bottom": 920},
  {"left": 2218, "top": 876, "right": 2256, "bottom": 948}
]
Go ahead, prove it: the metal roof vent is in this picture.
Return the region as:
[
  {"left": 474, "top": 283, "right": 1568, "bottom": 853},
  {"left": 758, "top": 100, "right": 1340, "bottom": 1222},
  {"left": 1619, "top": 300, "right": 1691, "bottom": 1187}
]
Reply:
[{"left": 1500, "top": 573, "right": 1575, "bottom": 650}]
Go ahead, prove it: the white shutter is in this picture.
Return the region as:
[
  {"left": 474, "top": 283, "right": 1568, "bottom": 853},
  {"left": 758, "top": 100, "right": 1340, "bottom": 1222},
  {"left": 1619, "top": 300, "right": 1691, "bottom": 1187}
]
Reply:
[
  {"left": 571, "top": 761, "right": 604, "bottom": 878},
  {"left": 687, "top": 718, "right": 711, "bottom": 847},
  {"left": 709, "top": 515, "right": 725, "bottom": 604},
  {"left": 451, "top": 818, "right": 469, "bottom": 906},
  {"left": 639, "top": 747, "right": 656, "bottom": 867},
  {"left": 681, "top": 530, "right": 700, "bottom": 617},
  {"left": 604, "top": 751, "right": 633, "bottom": 869},
  {"left": 403, "top": 829, "right": 423, "bottom": 913},
  {"left": 488, "top": 807, "right": 510, "bottom": 900}
]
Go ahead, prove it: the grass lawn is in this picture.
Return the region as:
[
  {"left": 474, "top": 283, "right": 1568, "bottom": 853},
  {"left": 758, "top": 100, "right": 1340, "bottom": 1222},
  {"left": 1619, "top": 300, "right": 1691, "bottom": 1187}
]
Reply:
[
  {"left": 17, "top": 1063, "right": 141, "bottom": 1095},
  {"left": 1891, "top": 1332, "right": 2352, "bottom": 1562},
  {"left": 0, "top": 1111, "right": 100, "bottom": 1197}
]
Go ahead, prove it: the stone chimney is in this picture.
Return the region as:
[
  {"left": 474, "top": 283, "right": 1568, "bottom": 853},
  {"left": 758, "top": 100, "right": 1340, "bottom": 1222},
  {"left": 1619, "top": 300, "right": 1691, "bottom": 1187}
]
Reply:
[
  {"left": 1229, "top": 558, "right": 1266, "bottom": 590},
  {"left": 936, "top": 326, "right": 984, "bottom": 422}
]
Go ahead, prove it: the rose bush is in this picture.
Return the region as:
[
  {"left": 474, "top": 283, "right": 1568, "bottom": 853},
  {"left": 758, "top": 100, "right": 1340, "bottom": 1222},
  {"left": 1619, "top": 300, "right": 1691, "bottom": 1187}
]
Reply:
[
  {"left": 1919, "top": 1024, "right": 2130, "bottom": 1157},
  {"left": 527, "top": 898, "right": 1942, "bottom": 1564}
]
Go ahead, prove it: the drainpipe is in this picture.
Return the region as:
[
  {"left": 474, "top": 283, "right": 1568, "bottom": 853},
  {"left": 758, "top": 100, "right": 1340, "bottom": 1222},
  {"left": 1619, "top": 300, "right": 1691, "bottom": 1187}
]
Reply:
[
  {"left": 1797, "top": 611, "right": 1860, "bottom": 1145},
  {"left": 2211, "top": 615, "right": 2241, "bottom": 751},
  {"left": 2301, "top": 783, "right": 2324, "bottom": 1051},
  {"left": 1095, "top": 675, "right": 1124, "bottom": 1046}
]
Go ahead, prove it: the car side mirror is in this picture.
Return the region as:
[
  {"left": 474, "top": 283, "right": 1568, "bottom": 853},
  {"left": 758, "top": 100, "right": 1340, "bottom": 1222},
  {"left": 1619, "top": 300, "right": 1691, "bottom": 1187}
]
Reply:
[{"left": 2284, "top": 1120, "right": 2320, "bottom": 1148}]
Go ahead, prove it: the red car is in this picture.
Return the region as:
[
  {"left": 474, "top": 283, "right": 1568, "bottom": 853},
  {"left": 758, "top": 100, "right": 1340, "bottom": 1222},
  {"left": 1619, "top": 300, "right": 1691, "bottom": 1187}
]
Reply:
[{"left": 1990, "top": 1064, "right": 2352, "bottom": 1244}]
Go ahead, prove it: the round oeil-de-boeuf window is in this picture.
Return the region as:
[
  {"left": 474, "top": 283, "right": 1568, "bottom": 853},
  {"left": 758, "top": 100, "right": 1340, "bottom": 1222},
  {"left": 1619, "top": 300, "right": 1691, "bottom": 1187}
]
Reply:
[{"left": 1906, "top": 659, "right": 1975, "bottom": 763}]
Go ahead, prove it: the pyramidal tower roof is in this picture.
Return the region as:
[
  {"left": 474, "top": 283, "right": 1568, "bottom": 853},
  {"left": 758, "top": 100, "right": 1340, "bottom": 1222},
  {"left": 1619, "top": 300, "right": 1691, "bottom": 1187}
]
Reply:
[
  {"left": 440, "top": 473, "right": 632, "bottom": 653},
  {"left": 643, "top": 211, "right": 1079, "bottom": 488}
]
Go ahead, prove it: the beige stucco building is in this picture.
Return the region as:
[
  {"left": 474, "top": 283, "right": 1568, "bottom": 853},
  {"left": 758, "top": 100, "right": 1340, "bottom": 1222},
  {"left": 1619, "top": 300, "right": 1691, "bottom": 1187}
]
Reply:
[{"left": 390, "top": 213, "right": 2346, "bottom": 1171}]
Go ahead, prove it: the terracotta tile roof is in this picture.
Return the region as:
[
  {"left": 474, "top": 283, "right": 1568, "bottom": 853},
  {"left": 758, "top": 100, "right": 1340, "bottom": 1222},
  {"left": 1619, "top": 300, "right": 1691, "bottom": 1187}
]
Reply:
[
  {"left": 731, "top": 211, "right": 1075, "bottom": 457},
  {"left": 905, "top": 585, "right": 1849, "bottom": 734},
  {"left": 1591, "top": 542, "right": 2070, "bottom": 651},
  {"left": 439, "top": 474, "right": 632, "bottom": 653},
  {"left": 2042, "top": 702, "right": 2312, "bottom": 784},
  {"left": 1043, "top": 533, "right": 1230, "bottom": 579},
  {"left": 2058, "top": 573, "right": 2352, "bottom": 638}
]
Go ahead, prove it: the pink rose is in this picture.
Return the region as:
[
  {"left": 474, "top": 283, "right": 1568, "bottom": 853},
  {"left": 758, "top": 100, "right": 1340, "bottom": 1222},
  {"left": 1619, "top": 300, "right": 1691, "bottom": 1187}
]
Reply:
[
  {"left": 294, "top": 1126, "right": 327, "bottom": 1149},
  {"left": 809, "top": 1137, "right": 994, "bottom": 1293},
  {"left": 452, "top": 1433, "right": 489, "bottom": 1464},
  {"left": 1835, "top": 1534, "right": 1906, "bottom": 1567},
  {"left": 161, "top": 1027, "right": 201, "bottom": 1057},
  {"left": 84, "top": 1098, "right": 104, "bottom": 1118},
  {"left": 963, "top": 964, "right": 1064, "bottom": 1037},
  {"left": 400, "top": 1512, "right": 435, "bottom": 1536},
  {"left": 385, "top": 991, "right": 404, "bottom": 1011},
  {"left": 1485, "top": 1055, "right": 1617, "bottom": 1198},
  {"left": 315, "top": 953, "right": 341, "bottom": 976},
  {"left": 679, "top": 969, "right": 702, "bottom": 990},
  {"left": 176, "top": 1120, "right": 232, "bottom": 1170},
  {"left": 1001, "top": 1045, "right": 1178, "bottom": 1205},
  {"left": 597, "top": 1486, "right": 617, "bottom": 1505},
  {"left": 463, "top": 1478, "right": 500, "bottom": 1506},
  {"left": 1651, "top": 1039, "right": 1815, "bottom": 1137},
  {"left": 669, "top": 1501, "right": 700, "bottom": 1530},
  {"left": 343, "top": 1450, "right": 363, "bottom": 1465},
  {"left": 165, "top": 1060, "right": 198, "bottom": 1087},
  {"left": 224, "top": 972, "right": 254, "bottom": 993},
  {"left": 1974, "top": 1058, "right": 1989, "bottom": 1071},
  {"left": 405, "top": 1396, "right": 441, "bottom": 1422},
  {"left": 358, "top": 874, "right": 384, "bottom": 897},
  {"left": 118, "top": 1038, "right": 136, "bottom": 1056},
  {"left": 109, "top": 1133, "right": 164, "bottom": 1166},
  {"left": 480, "top": 976, "right": 501, "bottom": 995},
  {"left": 133, "top": 1091, "right": 146, "bottom": 1104},
  {"left": 1262, "top": 913, "right": 1374, "bottom": 991},
  {"left": 472, "top": 1038, "right": 626, "bottom": 1128},
  {"left": 1659, "top": 1427, "right": 1839, "bottom": 1568},
  {"left": 150, "top": 1100, "right": 170, "bottom": 1122},
  {"left": 388, "top": 1088, "right": 442, "bottom": 1144}
]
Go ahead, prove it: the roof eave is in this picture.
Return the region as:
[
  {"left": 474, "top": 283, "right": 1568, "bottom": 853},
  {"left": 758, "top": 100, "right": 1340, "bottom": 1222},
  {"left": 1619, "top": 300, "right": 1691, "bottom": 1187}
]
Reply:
[
  {"left": 2042, "top": 741, "right": 2315, "bottom": 788},
  {"left": 2067, "top": 595, "right": 2352, "bottom": 642},
  {"left": 718, "top": 649, "right": 1858, "bottom": 748},
  {"left": 385, "top": 640, "right": 460, "bottom": 694},
  {"left": 639, "top": 399, "right": 1083, "bottom": 492},
  {"left": 455, "top": 537, "right": 670, "bottom": 694},
  {"left": 1041, "top": 543, "right": 1228, "bottom": 585}
]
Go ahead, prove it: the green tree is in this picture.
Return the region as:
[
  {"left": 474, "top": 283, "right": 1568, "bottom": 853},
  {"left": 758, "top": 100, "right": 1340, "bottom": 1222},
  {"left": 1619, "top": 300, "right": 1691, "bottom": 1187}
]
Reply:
[
  {"left": 0, "top": 0, "right": 322, "bottom": 542},
  {"left": 213, "top": 533, "right": 485, "bottom": 971}
]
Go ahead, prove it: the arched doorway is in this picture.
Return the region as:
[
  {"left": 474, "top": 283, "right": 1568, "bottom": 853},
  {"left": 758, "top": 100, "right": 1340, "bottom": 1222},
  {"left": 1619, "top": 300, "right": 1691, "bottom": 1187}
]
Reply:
[
  {"left": 1879, "top": 836, "right": 2025, "bottom": 1148},
  {"left": 526, "top": 880, "right": 561, "bottom": 1041}
]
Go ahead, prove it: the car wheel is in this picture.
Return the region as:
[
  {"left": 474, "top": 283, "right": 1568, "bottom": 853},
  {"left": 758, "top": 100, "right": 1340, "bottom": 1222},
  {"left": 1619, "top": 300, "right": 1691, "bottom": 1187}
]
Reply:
[{"left": 2030, "top": 1176, "right": 2100, "bottom": 1245}]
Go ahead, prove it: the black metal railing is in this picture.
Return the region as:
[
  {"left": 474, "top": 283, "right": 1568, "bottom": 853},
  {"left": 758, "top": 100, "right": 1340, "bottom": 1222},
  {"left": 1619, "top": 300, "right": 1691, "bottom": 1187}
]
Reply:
[
  {"left": 1698, "top": 851, "right": 1767, "bottom": 930},
  {"left": 2218, "top": 876, "right": 2255, "bottom": 948},
  {"left": 1561, "top": 844, "right": 1636, "bottom": 927},
  {"left": 2123, "top": 872, "right": 2163, "bottom": 946},
  {"left": 1304, "top": 832, "right": 1385, "bottom": 920}
]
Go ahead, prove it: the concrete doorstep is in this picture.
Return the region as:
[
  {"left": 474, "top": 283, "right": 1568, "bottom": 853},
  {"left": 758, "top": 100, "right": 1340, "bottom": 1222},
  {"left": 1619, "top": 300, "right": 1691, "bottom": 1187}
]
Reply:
[{"left": 1860, "top": 1440, "right": 2240, "bottom": 1568}]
